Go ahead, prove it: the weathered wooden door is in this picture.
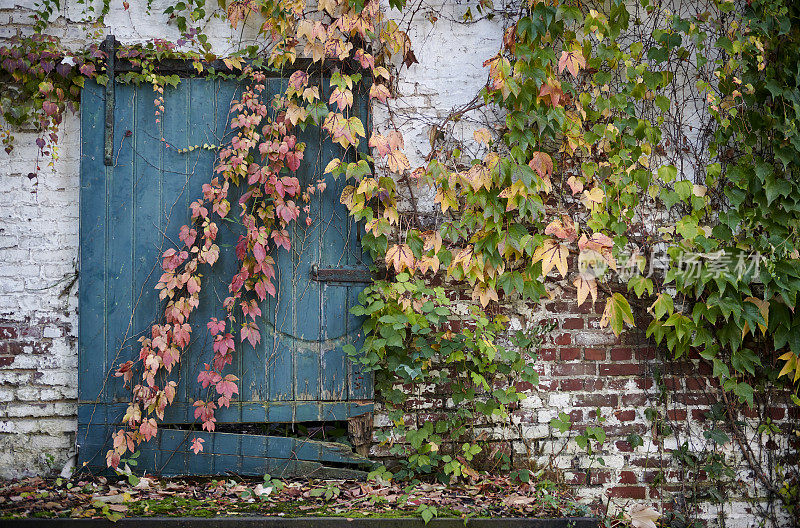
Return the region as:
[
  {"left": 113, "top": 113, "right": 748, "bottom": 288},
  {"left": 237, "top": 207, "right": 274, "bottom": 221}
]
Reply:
[{"left": 77, "top": 75, "right": 373, "bottom": 477}]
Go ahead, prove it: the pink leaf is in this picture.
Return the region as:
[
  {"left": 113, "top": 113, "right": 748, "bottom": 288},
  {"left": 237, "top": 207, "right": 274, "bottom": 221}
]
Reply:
[
  {"left": 207, "top": 318, "right": 226, "bottom": 336},
  {"left": 191, "top": 437, "right": 205, "bottom": 454}
]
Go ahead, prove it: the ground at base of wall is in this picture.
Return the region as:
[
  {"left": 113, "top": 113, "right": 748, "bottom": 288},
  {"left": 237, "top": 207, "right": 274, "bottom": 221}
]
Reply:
[{"left": 0, "top": 474, "right": 592, "bottom": 523}]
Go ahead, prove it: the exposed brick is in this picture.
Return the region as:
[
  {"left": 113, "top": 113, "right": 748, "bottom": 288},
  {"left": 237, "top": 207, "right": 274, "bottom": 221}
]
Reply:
[
  {"left": 0, "top": 326, "right": 17, "bottom": 339},
  {"left": 561, "top": 318, "right": 584, "bottom": 330},
  {"left": 575, "top": 394, "right": 618, "bottom": 407},
  {"left": 616, "top": 440, "right": 634, "bottom": 452},
  {"left": 0, "top": 356, "right": 13, "bottom": 367},
  {"left": 599, "top": 363, "right": 643, "bottom": 376},
  {"left": 552, "top": 363, "right": 596, "bottom": 377},
  {"left": 614, "top": 410, "right": 636, "bottom": 422},
  {"left": 559, "top": 378, "right": 604, "bottom": 391},
  {"left": 609, "top": 347, "right": 633, "bottom": 361},
  {"left": 685, "top": 377, "right": 707, "bottom": 390},
  {"left": 768, "top": 407, "right": 786, "bottom": 420},
  {"left": 667, "top": 409, "right": 687, "bottom": 421},
  {"left": 619, "top": 471, "right": 637, "bottom": 484},
  {"left": 584, "top": 348, "right": 606, "bottom": 360},
  {"left": 553, "top": 333, "right": 572, "bottom": 346},
  {"left": 0, "top": 342, "right": 24, "bottom": 355},
  {"left": 622, "top": 393, "right": 650, "bottom": 406},
  {"left": 609, "top": 486, "right": 647, "bottom": 499},
  {"left": 539, "top": 348, "right": 557, "bottom": 361},
  {"left": 559, "top": 347, "right": 581, "bottom": 361}
]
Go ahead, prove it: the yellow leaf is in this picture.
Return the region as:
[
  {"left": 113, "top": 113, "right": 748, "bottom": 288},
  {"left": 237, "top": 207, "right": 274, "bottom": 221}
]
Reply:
[
  {"left": 533, "top": 239, "right": 569, "bottom": 278},
  {"left": 356, "top": 177, "right": 378, "bottom": 197},
  {"left": 473, "top": 284, "right": 499, "bottom": 307},
  {"left": 324, "top": 158, "right": 343, "bottom": 175},
  {"left": 422, "top": 230, "right": 443, "bottom": 254},
  {"left": 778, "top": 354, "right": 796, "bottom": 379},
  {"left": 473, "top": 128, "right": 492, "bottom": 145},
  {"left": 744, "top": 296, "right": 769, "bottom": 334},
  {"left": 580, "top": 186, "right": 605, "bottom": 212},
  {"left": 339, "top": 185, "right": 355, "bottom": 208},
  {"left": 573, "top": 275, "right": 597, "bottom": 307},
  {"left": 285, "top": 103, "right": 307, "bottom": 126},
  {"left": 387, "top": 150, "right": 410, "bottom": 173}
]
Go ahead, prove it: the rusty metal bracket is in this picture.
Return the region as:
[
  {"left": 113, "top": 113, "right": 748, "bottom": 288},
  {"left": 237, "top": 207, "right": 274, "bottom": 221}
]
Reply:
[
  {"left": 101, "top": 35, "right": 116, "bottom": 166},
  {"left": 310, "top": 265, "right": 372, "bottom": 284}
]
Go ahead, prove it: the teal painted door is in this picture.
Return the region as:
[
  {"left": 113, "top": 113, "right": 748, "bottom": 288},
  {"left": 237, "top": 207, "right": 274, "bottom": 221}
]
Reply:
[{"left": 77, "top": 77, "right": 373, "bottom": 476}]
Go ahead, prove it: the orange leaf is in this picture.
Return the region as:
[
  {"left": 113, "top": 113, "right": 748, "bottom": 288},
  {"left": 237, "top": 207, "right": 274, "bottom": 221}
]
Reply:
[
  {"left": 385, "top": 243, "right": 414, "bottom": 273},
  {"left": 529, "top": 152, "right": 554, "bottom": 181},
  {"left": 558, "top": 48, "right": 586, "bottom": 77},
  {"left": 567, "top": 176, "right": 584, "bottom": 194},
  {"left": 369, "top": 133, "right": 391, "bottom": 157},
  {"left": 538, "top": 81, "right": 563, "bottom": 107},
  {"left": 544, "top": 215, "right": 577, "bottom": 242}
]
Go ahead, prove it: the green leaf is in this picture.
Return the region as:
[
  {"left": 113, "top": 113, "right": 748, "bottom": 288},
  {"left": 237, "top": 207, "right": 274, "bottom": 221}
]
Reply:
[
  {"left": 703, "top": 428, "right": 730, "bottom": 445},
  {"left": 657, "top": 165, "right": 677, "bottom": 182}
]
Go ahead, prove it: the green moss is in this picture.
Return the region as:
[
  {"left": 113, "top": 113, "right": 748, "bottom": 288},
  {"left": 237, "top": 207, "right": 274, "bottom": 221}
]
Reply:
[{"left": 124, "top": 495, "right": 469, "bottom": 520}]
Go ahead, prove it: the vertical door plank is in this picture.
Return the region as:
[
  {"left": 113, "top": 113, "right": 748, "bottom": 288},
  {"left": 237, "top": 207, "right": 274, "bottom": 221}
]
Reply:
[
  {"left": 106, "top": 84, "right": 136, "bottom": 405},
  {"left": 79, "top": 82, "right": 109, "bottom": 423}
]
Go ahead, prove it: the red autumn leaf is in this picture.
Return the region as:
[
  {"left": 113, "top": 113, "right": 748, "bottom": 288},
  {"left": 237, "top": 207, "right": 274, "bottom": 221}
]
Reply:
[
  {"left": 538, "top": 82, "right": 563, "bottom": 107},
  {"left": 139, "top": 418, "right": 158, "bottom": 441},
  {"left": 216, "top": 375, "right": 239, "bottom": 401},
  {"left": 281, "top": 176, "right": 301, "bottom": 196},
  {"left": 544, "top": 216, "right": 578, "bottom": 242},
  {"left": 213, "top": 333, "right": 235, "bottom": 356},
  {"left": 286, "top": 150, "right": 303, "bottom": 172},
  {"left": 173, "top": 323, "right": 191, "bottom": 348},
  {"left": 240, "top": 299, "right": 262, "bottom": 320},
  {"left": 162, "top": 346, "right": 180, "bottom": 372},
  {"left": 197, "top": 367, "right": 222, "bottom": 388},
  {"left": 241, "top": 322, "right": 261, "bottom": 347},
  {"left": 42, "top": 100, "right": 58, "bottom": 116},
  {"left": 255, "top": 278, "right": 276, "bottom": 300},
  {"left": 201, "top": 244, "right": 220, "bottom": 266},
  {"left": 186, "top": 276, "right": 201, "bottom": 295},
  {"left": 114, "top": 360, "right": 134, "bottom": 384},
  {"left": 179, "top": 225, "right": 197, "bottom": 247},
  {"left": 106, "top": 449, "right": 121, "bottom": 468},
  {"left": 253, "top": 241, "right": 267, "bottom": 263},
  {"left": 272, "top": 229, "right": 291, "bottom": 251},
  {"left": 207, "top": 318, "right": 226, "bottom": 336},
  {"left": 528, "top": 152, "right": 554, "bottom": 181}
]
